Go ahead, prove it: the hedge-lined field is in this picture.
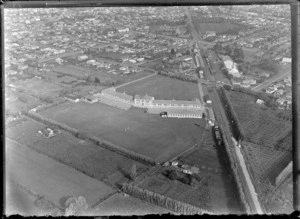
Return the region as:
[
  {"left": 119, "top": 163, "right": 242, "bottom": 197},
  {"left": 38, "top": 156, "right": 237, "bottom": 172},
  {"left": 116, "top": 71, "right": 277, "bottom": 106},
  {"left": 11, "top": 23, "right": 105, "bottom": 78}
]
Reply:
[
  {"left": 6, "top": 120, "right": 148, "bottom": 186},
  {"left": 226, "top": 90, "right": 292, "bottom": 149},
  {"left": 40, "top": 101, "right": 206, "bottom": 163},
  {"left": 6, "top": 138, "right": 114, "bottom": 208}
]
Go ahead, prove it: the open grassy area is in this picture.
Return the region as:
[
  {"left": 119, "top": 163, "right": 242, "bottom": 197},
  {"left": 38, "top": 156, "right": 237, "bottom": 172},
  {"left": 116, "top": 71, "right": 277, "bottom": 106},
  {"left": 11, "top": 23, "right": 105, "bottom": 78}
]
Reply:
[
  {"left": 13, "top": 77, "right": 65, "bottom": 98},
  {"left": 6, "top": 138, "right": 114, "bottom": 209},
  {"left": 6, "top": 120, "right": 148, "bottom": 186},
  {"left": 117, "top": 75, "right": 200, "bottom": 100},
  {"left": 91, "top": 193, "right": 172, "bottom": 216},
  {"left": 40, "top": 101, "right": 206, "bottom": 163},
  {"left": 5, "top": 87, "right": 41, "bottom": 114},
  {"left": 227, "top": 91, "right": 292, "bottom": 148}
]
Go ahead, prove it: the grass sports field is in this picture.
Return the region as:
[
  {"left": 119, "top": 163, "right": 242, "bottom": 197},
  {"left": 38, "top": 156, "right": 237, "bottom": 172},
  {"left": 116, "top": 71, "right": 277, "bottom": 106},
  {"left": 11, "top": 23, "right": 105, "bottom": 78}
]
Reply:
[
  {"left": 117, "top": 75, "right": 201, "bottom": 100},
  {"left": 40, "top": 101, "right": 206, "bottom": 163},
  {"left": 6, "top": 138, "right": 114, "bottom": 208},
  {"left": 6, "top": 120, "right": 148, "bottom": 186}
]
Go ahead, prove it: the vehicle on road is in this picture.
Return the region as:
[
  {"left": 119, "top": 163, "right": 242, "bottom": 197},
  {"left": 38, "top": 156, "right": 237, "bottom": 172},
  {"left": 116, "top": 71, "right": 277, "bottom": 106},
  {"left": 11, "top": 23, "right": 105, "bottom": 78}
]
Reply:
[{"left": 213, "top": 125, "right": 223, "bottom": 146}]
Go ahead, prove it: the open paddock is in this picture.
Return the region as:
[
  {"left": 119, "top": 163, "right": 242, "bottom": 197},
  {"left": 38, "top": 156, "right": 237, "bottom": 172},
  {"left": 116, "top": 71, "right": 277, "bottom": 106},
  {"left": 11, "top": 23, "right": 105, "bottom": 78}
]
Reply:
[
  {"left": 13, "top": 77, "right": 65, "bottom": 98},
  {"left": 6, "top": 138, "right": 114, "bottom": 208},
  {"left": 40, "top": 101, "right": 206, "bottom": 163},
  {"left": 6, "top": 120, "right": 148, "bottom": 186},
  {"left": 117, "top": 75, "right": 200, "bottom": 101}
]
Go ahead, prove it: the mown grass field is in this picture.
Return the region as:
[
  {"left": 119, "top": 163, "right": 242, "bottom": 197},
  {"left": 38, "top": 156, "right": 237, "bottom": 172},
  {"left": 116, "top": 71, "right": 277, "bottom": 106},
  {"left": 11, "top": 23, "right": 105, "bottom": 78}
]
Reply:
[
  {"left": 6, "top": 120, "right": 148, "bottom": 186},
  {"left": 117, "top": 75, "right": 200, "bottom": 101},
  {"left": 227, "top": 91, "right": 292, "bottom": 149},
  {"left": 40, "top": 101, "right": 206, "bottom": 163},
  {"left": 6, "top": 138, "right": 114, "bottom": 208}
]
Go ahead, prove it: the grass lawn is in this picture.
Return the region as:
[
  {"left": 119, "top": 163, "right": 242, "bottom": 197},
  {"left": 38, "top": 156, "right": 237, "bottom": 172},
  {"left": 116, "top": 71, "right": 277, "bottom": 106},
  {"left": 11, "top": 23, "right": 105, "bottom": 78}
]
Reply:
[
  {"left": 6, "top": 120, "right": 148, "bottom": 186},
  {"left": 92, "top": 193, "right": 172, "bottom": 216},
  {"left": 40, "top": 101, "right": 206, "bottom": 163},
  {"left": 6, "top": 138, "right": 114, "bottom": 208},
  {"left": 117, "top": 75, "right": 200, "bottom": 100}
]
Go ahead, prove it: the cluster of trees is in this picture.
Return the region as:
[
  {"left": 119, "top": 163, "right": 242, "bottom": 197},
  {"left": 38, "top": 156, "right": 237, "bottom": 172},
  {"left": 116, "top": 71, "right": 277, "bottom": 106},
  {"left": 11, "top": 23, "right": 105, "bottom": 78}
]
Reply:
[
  {"left": 162, "top": 169, "right": 198, "bottom": 188},
  {"left": 158, "top": 71, "right": 198, "bottom": 83},
  {"left": 218, "top": 87, "right": 246, "bottom": 141},
  {"left": 121, "top": 183, "right": 209, "bottom": 215},
  {"left": 64, "top": 196, "right": 89, "bottom": 216},
  {"left": 213, "top": 43, "right": 244, "bottom": 63}
]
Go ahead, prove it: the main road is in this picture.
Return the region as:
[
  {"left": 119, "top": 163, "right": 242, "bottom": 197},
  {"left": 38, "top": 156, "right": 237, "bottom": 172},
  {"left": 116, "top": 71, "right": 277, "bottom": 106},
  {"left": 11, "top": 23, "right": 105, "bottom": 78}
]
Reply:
[{"left": 185, "top": 6, "right": 264, "bottom": 214}]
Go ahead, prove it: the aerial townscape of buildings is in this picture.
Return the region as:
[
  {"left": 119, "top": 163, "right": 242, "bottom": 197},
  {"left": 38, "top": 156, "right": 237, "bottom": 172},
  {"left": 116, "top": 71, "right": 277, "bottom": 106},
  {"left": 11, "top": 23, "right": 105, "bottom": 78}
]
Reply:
[{"left": 5, "top": 5, "right": 293, "bottom": 217}]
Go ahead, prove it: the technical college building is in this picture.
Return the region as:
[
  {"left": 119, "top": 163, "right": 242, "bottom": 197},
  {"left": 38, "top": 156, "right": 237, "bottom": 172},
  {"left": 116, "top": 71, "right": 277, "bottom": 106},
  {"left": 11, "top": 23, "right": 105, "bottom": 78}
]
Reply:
[{"left": 97, "top": 87, "right": 205, "bottom": 119}]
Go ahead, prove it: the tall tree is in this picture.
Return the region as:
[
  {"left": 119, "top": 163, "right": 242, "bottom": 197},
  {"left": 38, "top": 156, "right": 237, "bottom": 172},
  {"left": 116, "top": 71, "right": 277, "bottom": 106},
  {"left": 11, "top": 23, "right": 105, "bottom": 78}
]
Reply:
[{"left": 130, "top": 163, "right": 137, "bottom": 180}]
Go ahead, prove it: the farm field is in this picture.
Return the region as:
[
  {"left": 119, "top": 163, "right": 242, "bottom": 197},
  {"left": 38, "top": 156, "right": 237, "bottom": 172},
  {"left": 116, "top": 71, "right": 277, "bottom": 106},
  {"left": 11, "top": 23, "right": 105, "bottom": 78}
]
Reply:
[
  {"left": 117, "top": 75, "right": 201, "bottom": 100},
  {"left": 264, "top": 175, "right": 293, "bottom": 214},
  {"left": 227, "top": 90, "right": 292, "bottom": 148},
  {"left": 5, "top": 87, "right": 41, "bottom": 114},
  {"left": 5, "top": 179, "right": 46, "bottom": 216},
  {"left": 179, "top": 130, "right": 223, "bottom": 173},
  {"left": 241, "top": 141, "right": 292, "bottom": 206},
  {"left": 6, "top": 119, "right": 148, "bottom": 186},
  {"left": 12, "top": 77, "right": 65, "bottom": 98},
  {"left": 91, "top": 193, "right": 172, "bottom": 216},
  {"left": 52, "top": 65, "right": 88, "bottom": 79},
  {"left": 40, "top": 101, "right": 206, "bottom": 163},
  {"left": 6, "top": 138, "right": 114, "bottom": 209}
]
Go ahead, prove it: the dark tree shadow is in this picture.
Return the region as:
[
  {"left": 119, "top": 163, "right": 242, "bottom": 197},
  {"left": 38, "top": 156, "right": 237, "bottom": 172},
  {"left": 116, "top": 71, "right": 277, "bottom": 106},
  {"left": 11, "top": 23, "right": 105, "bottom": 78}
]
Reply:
[{"left": 117, "top": 165, "right": 131, "bottom": 180}]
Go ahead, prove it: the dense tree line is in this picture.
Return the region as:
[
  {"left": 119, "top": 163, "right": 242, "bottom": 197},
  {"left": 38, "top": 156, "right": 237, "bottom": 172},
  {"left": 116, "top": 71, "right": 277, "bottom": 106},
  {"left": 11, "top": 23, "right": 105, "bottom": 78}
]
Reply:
[
  {"left": 121, "top": 183, "right": 210, "bottom": 215},
  {"left": 158, "top": 71, "right": 198, "bottom": 83},
  {"left": 217, "top": 131, "right": 250, "bottom": 213},
  {"left": 218, "top": 87, "right": 246, "bottom": 141}
]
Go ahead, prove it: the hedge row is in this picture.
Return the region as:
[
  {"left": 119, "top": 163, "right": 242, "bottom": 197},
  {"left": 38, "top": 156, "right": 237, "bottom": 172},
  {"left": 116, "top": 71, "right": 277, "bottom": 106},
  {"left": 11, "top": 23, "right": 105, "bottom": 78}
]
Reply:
[
  {"left": 34, "top": 99, "right": 68, "bottom": 113},
  {"left": 25, "top": 112, "right": 156, "bottom": 166},
  {"left": 220, "top": 133, "right": 250, "bottom": 214},
  {"left": 121, "top": 183, "right": 211, "bottom": 215},
  {"left": 158, "top": 71, "right": 198, "bottom": 83},
  {"left": 218, "top": 87, "right": 246, "bottom": 141},
  {"left": 26, "top": 111, "right": 79, "bottom": 135}
]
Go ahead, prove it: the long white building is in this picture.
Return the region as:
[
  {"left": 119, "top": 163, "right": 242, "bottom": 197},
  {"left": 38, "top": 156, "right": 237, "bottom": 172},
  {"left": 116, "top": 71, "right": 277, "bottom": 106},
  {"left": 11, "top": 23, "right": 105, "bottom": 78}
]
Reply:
[{"left": 95, "top": 87, "right": 205, "bottom": 118}]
